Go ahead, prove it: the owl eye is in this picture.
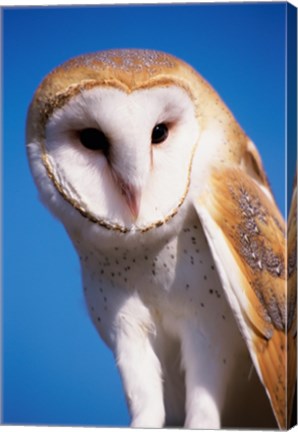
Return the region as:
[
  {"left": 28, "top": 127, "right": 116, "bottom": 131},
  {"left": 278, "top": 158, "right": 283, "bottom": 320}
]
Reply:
[
  {"left": 78, "top": 128, "right": 110, "bottom": 154},
  {"left": 151, "top": 123, "right": 169, "bottom": 144}
]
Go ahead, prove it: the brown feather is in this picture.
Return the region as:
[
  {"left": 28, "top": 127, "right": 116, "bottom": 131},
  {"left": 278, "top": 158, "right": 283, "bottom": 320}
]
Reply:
[
  {"left": 287, "top": 175, "right": 297, "bottom": 425},
  {"left": 200, "top": 166, "right": 295, "bottom": 429}
]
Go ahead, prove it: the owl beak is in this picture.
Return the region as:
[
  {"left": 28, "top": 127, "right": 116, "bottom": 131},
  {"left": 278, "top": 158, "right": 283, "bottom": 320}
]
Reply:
[
  {"left": 124, "top": 185, "right": 141, "bottom": 220},
  {"left": 117, "top": 178, "right": 141, "bottom": 220}
]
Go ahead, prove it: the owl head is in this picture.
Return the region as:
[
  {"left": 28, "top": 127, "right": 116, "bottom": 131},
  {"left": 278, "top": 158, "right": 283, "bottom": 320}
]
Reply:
[{"left": 26, "top": 49, "right": 246, "bottom": 242}]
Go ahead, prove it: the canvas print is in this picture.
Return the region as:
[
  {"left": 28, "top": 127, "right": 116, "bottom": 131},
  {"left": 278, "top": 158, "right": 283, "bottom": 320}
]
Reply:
[{"left": 3, "top": 2, "right": 297, "bottom": 429}]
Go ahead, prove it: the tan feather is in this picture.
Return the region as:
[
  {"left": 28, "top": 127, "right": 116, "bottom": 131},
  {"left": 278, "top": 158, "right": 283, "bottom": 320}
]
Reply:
[
  {"left": 195, "top": 166, "right": 295, "bottom": 429},
  {"left": 287, "top": 173, "right": 297, "bottom": 425}
]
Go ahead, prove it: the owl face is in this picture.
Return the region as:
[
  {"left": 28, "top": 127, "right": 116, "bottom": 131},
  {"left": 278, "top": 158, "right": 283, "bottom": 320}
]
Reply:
[
  {"left": 27, "top": 49, "right": 236, "bottom": 238},
  {"left": 32, "top": 83, "right": 199, "bottom": 233}
]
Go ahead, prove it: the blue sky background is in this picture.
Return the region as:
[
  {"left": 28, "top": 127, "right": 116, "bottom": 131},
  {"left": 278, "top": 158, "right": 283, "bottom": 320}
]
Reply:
[{"left": 2, "top": 3, "right": 294, "bottom": 427}]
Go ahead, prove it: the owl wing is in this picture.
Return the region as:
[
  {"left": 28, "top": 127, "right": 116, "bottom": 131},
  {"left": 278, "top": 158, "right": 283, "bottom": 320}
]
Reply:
[
  {"left": 192, "top": 163, "right": 296, "bottom": 429},
  {"left": 287, "top": 172, "right": 297, "bottom": 424}
]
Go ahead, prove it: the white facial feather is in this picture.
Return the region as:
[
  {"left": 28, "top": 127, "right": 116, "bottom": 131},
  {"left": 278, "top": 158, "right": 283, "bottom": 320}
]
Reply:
[
  {"left": 26, "top": 49, "right": 293, "bottom": 430},
  {"left": 44, "top": 86, "right": 198, "bottom": 231}
]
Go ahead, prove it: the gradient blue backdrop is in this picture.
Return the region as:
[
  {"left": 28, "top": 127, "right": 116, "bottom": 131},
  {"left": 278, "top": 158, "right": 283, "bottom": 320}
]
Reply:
[{"left": 3, "top": 3, "right": 291, "bottom": 427}]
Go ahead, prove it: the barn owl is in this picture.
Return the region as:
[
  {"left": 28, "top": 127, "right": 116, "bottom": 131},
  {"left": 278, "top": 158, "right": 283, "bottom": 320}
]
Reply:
[{"left": 26, "top": 49, "right": 296, "bottom": 429}]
